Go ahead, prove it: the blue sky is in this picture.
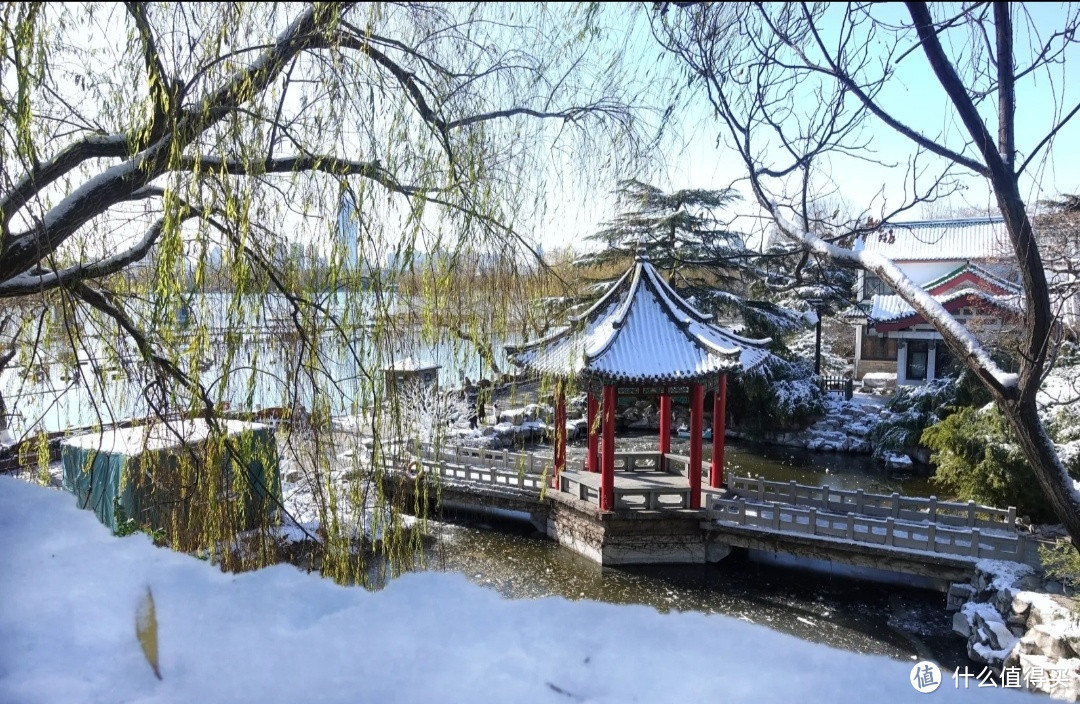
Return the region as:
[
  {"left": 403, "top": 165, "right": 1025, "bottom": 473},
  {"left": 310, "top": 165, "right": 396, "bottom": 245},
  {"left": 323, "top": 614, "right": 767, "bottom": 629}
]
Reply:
[{"left": 532, "top": 3, "right": 1080, "bottom": 253}]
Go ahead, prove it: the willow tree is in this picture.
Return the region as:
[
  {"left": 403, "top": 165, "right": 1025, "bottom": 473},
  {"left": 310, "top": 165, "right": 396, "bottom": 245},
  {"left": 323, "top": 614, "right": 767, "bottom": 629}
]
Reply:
[
  {"left": 655, "top": 3, "right": 1080, "bottom": 543},
  {"left": 0, "top": 2, "right": 651, "bottom": 580}
]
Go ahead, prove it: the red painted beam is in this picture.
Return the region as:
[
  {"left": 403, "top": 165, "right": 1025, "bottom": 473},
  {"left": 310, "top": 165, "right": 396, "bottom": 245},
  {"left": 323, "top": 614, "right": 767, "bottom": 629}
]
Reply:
[
  {"left": 928, "top": 271, "right": 1011, "bottom": 296},
  {"left": 710, "top": 374, "right": 727, "bottom": 489},
  {"left": 586, "top": 392, "right": 599, "bottom": 472},
  {"left": 688, "top": 383, "right": 703, "bottom": 509},
  {"left": 601, "top": 385, "right": 616, "bottom": 511},
  {"left": 659, "top": 393, "right": 671, "bottom": 455}
]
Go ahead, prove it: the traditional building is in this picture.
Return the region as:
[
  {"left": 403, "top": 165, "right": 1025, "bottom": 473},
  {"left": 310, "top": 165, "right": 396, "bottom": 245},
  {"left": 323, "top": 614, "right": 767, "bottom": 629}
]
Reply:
[
  {"left": 383, "top": 357, "right": 440, "bottom": 396},
  {"left": 506, "top": 249, "right": 771, "bottom": 510},
  {"left": 852, "top": 217, "right": 1022, "bottom": 384}
]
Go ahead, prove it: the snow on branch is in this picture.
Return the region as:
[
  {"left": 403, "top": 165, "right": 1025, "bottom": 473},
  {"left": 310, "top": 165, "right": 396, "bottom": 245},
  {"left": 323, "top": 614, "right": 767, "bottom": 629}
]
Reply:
[{"left": 765, "top": 201, "right": 1020, "bottom": 395}]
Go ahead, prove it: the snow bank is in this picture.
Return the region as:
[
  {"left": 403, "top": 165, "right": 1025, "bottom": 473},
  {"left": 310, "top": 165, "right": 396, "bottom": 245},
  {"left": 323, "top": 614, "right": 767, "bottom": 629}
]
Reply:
[{"left": 0, "top": 477, "right": 1025, "bottom": 703}]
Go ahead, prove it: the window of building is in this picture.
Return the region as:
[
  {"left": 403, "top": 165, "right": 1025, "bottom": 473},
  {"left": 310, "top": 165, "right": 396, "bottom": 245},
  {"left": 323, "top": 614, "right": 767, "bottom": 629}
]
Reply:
[
  {"left": 863, "top": 273, "right": 892, "bottom": 298},
  {"left": 861, "top": 332, "right": 898, "bottom": 360}
]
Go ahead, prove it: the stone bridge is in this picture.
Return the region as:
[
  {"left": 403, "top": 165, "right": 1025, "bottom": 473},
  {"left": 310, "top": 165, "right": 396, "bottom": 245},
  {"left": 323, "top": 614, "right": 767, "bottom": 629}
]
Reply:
[{"left": 382, "top": 442, "right": 1035, "bottom": 586}]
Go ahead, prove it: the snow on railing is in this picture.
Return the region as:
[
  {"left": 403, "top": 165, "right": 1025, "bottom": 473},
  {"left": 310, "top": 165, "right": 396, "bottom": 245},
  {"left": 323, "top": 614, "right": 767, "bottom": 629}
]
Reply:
[
  {"left": 706, "top": 496, "right": 1022, "bottom": 560},
  {"left": 385, "top": 444, "right": 547, "bottom": 493},
  {"left": 729, "top": 476, "right": 1016, "bottom": 533}
]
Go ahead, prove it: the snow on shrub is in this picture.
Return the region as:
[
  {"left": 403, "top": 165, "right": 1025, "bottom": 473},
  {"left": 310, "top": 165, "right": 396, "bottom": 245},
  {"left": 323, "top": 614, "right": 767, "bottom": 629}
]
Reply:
[
  {"left": 869, "top": 372, "right": 991, "bottom": 464},
  {"left": 729, "top": 356, "right": 825, "bottom": 434}
]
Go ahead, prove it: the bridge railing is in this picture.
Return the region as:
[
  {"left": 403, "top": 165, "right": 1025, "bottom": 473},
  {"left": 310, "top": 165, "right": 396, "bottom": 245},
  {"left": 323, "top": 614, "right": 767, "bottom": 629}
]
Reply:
[
  {"left": 609, "top": 451, "right": 663, "bottom": 471},
  {"left": 613, "top": 485, "right": 692, "bottom": 510},
  {"left": 413, "top": 442, "right": 549, "bottom": 476},
  {"left": 729, "top": 476, "right": 1016, "bottom": 533},
  {"left": 662, "top": 454, "right": 708, "bottom": 478},
  {"left": 558, "top": 472, "right": 692, "bottom": 510},
  {"left": 707, "top": 497, "right": 1023, "bottom": 561},
  {"left": 387, "top": 450, "right": 547, "bottom": 492},
  {"left": 559, "top": 474, "right": 600, "bottom": 504}
]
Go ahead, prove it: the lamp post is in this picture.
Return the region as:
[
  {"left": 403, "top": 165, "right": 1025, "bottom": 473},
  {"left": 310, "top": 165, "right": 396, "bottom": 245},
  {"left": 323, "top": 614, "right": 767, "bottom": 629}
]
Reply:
[{"left": 805, "top": 298, "right": 824, "bottom": 375}]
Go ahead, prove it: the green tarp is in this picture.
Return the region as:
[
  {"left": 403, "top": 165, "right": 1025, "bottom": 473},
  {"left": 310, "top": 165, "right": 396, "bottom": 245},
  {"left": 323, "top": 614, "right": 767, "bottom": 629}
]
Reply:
[{"left": 61, "top": 419, "right": 280, "bottom": 535}]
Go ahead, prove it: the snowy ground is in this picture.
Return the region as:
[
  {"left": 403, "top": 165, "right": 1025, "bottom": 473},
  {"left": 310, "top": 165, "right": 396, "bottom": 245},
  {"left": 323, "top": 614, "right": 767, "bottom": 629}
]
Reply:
[{"left": 0, "top": 477, "right": 1033, "bottom": 703}]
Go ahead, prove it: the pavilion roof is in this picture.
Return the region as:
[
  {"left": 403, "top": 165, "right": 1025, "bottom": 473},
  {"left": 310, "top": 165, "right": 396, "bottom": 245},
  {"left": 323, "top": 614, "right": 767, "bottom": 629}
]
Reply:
[{"left": 506, "top": 254, "right": 772, "bottom": 384}]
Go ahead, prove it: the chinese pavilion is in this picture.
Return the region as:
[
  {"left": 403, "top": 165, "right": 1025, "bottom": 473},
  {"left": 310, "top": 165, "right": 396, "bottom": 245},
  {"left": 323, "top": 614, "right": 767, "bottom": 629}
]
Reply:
[{"left": 507, "top": 249, "right": 772, "bottom": 511}]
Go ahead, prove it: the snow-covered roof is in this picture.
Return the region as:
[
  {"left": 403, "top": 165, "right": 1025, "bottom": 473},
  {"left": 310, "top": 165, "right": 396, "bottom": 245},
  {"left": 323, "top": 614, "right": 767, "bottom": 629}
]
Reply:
[
  {"left": 857, "top": 217, "right": 1011, "bottom": 262},
  {"left": 62, "top": 419, "right": 268, "bottom": 456},
  {"left": 383, "top": 357, "right": 440, "bottom": 373},
  {"left": 506, "top": 253, "right": 772, "bottom": 383},
  {"left": 868, "top": 289, "right": 1021, "bottom": 326}
]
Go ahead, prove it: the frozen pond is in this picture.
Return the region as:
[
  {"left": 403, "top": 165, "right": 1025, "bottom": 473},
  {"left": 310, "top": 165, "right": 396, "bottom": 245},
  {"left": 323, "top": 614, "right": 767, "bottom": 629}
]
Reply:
[{"left": 394, "top": 509, "right": 971, "bottom": 671}]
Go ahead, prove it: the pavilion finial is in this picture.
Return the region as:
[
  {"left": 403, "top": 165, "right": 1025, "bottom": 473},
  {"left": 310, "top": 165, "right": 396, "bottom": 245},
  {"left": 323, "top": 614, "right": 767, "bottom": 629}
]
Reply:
[{"left": 634, "top": 235, "right": 649, "bottom": 262}]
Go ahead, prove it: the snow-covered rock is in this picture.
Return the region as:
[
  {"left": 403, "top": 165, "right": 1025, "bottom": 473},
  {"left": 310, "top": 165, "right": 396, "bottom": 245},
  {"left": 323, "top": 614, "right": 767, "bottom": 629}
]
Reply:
[
  {"left": 862, "top": 372, "right": 897, "bottom": 389},
  {"left": 883, "top": 451, "right": 913, "bottom": 470},
  {"left": 954, "top": 560, "right": 1080, "bottom": 697},
  {"left": 1015, "top": 654, "right": 1080, "bottom": 701},
  {"left": 740, "top": 395, "right": 887, "bottom": 456}
]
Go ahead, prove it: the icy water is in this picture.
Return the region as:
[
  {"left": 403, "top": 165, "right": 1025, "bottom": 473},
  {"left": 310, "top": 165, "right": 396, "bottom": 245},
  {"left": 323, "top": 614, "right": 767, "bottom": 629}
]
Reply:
[
  {"left": 398, "top": 438, "right": 969, "bottom": 671},
  {"left": 419, "top": 511, "right": 970, "bottom": 671}
]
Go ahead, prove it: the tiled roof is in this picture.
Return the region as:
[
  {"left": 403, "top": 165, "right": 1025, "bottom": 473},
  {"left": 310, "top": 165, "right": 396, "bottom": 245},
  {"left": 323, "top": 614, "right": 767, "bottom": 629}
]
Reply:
[
  {"left": 506, "top": 257, "right": 772, "bottom": 383},
  {"left": 868, "top": 289, "right": 1021, "bottom": 324},
  {"left": 920, "top": 262, "right": 1021, "bottom": 294},
  {"left": 857, "top": 217, "right": 1011, "bottom": 262}
]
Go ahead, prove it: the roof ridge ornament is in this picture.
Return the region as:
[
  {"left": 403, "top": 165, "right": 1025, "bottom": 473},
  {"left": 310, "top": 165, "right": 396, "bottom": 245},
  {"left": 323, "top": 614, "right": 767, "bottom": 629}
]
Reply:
[{"left": 634, "top": 236, "right": 649, "bottom": 262}]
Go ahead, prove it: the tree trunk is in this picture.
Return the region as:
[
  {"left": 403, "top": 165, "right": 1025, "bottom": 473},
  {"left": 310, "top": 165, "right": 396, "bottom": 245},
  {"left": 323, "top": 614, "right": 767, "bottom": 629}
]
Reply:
[{"left": 1001, "top": 398, "right": 1080, "bottom": 548}]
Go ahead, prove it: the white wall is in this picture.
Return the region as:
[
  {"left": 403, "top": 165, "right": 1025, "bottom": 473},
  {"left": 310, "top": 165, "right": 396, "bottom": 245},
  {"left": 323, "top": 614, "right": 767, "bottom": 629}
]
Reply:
[{"left": 896, "top": 260, "right": 965, "bottom": 287}]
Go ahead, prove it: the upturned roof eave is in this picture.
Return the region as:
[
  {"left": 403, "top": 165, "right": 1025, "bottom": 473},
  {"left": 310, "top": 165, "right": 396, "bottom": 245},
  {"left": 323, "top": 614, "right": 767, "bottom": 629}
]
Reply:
[{"left": 508, "top": 255, "right": 773, "bottom": 381}]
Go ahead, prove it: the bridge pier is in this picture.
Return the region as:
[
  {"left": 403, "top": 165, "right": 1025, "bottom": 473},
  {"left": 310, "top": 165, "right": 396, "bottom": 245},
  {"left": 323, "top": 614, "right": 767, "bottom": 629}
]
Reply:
[{"left": 546, "top": 489, "right": 730, "bottom": 565}]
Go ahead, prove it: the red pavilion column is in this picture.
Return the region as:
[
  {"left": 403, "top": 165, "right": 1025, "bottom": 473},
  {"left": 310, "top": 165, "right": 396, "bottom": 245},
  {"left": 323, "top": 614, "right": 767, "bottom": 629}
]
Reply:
[
  {"left": 688, "top": 383, "right": 703, "bottom": 509},
  {"left": 586, "top": 391, "right": 599, "bottom": 472},
  {"left": 554, "top": 379, "right": 566, "bottom": 488},
  {"left": 710, "top": 373, "right": 728, "bottom": 489},
  {"left": 601, "top": 384, "right": 616, "bottom": 511},
  {"left": 658, "top": 392, "right": 671, "bottom": 455}
]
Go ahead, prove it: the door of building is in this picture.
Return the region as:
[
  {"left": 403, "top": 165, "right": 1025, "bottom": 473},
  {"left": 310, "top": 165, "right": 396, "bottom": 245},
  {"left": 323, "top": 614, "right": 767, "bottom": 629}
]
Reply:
[{"left": 906, "top": 341, "right": 929, "bottom": 381}]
